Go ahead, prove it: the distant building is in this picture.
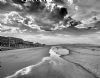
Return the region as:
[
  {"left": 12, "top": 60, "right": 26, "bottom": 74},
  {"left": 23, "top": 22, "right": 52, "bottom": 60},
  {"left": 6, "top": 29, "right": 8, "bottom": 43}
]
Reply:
[{"left": 0, "top": 36, "right": 46, "bottom": 50}]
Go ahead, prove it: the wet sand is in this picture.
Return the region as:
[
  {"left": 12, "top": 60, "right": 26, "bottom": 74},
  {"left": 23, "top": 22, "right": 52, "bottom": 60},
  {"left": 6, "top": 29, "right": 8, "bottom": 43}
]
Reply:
[
  {"left": 0, "top": 47, "right": 50, "bottom": 78},
  {"left": 1, "top": 45, "right": 100, "bottom": 78}
]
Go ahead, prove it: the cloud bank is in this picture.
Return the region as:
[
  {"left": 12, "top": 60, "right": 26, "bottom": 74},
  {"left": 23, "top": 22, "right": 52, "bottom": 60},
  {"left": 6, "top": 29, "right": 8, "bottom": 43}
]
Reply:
[{"left": 0, "top": 0, "right": 100, "bottom": 44}]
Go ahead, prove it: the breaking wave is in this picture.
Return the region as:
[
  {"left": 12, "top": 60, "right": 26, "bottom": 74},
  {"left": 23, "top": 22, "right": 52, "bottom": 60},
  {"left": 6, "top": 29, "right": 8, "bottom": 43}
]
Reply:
[{"left": 5, "top": 46, "right": 69, "bottom": 78}]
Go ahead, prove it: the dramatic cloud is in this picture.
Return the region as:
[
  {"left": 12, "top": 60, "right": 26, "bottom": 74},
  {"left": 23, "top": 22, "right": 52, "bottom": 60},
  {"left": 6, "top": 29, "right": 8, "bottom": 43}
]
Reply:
[{"left": 0, "top": 0, "right": 100, "bottom": 44}]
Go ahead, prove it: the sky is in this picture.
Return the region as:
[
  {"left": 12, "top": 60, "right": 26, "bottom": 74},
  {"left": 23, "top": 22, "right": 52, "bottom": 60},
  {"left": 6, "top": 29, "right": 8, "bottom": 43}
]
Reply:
[{"left": 0, "top": 0, "right": 100, "bottom": 45}]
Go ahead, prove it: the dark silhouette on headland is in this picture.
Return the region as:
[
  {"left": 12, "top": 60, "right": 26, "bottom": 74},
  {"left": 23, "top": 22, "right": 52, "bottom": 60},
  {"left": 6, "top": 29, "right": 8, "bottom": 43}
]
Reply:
[{"left": 0, "top": 36, "right": 46, "bottom": 51}]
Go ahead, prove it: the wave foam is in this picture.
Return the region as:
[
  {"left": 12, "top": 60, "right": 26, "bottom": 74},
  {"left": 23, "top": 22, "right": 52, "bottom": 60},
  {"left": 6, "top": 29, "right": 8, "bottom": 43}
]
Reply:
[{"left": 5, "top": 46, "right": 69, "bottom": 78}]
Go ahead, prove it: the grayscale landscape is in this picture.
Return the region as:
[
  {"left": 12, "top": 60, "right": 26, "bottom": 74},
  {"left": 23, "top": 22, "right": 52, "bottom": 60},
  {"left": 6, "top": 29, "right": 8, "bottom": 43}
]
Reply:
[{"left": 1, "top": 0, "right": 100, "bottom": 78}]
